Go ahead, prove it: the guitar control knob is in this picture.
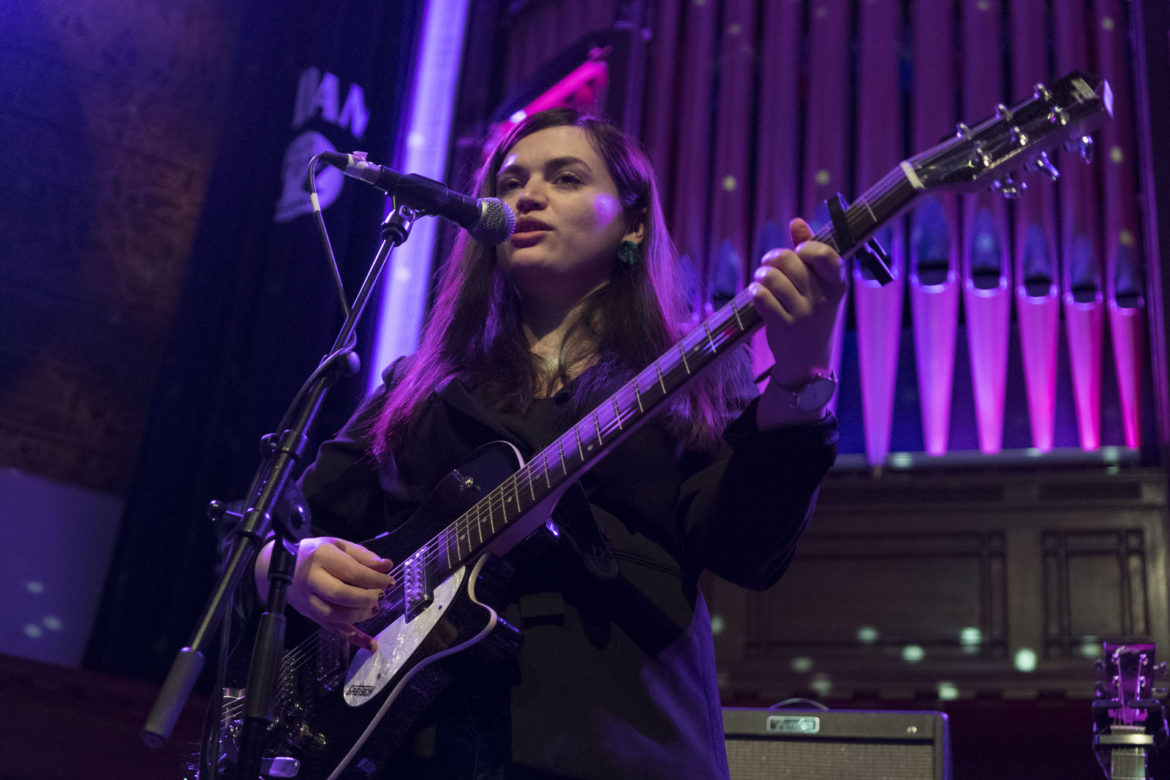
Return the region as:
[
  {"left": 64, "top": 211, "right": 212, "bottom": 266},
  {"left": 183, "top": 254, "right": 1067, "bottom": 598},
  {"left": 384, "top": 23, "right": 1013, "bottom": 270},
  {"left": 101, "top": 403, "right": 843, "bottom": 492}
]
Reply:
[
  {"left": 991, "top": 176, "right": 1027, "bottom": 200},
  {"left": 1032, "top": 152, "right": 1060, "bottom": 181},
  {"left": 1078, "top": 136, "right": 1095, "bottom": 163}
]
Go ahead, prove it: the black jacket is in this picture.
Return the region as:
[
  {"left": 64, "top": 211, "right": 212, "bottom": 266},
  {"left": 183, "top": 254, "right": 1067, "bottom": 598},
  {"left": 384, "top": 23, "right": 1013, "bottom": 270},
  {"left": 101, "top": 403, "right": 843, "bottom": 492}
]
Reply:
[{"left": 298, "top": 364, "right": 838, "bottom": 779}]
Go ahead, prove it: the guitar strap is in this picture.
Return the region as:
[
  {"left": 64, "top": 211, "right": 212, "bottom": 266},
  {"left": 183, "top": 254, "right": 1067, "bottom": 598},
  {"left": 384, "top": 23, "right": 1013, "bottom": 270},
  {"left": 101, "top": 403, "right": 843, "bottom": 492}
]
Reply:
[{"left": 550, "top": 481, "right": 619, "bottom": 581}]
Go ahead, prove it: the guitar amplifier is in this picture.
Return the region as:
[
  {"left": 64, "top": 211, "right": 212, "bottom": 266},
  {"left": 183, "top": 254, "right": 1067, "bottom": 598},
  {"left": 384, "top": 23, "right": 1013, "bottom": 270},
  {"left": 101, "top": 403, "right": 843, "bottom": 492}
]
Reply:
[{"left": 723, "top": 707, "right": 951, "bottom": 779}]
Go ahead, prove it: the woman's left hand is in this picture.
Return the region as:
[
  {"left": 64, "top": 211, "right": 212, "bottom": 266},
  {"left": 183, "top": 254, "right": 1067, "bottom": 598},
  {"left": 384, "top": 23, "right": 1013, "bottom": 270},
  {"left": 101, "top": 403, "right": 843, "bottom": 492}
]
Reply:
[{"left": 749, "top": 217, "right": 847, "bottom": 422}]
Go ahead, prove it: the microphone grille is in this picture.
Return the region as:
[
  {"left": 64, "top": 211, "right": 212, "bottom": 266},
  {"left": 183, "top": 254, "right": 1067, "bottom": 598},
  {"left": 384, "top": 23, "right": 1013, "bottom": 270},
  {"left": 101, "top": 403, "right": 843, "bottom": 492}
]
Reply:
[{"left": 469, "top": 199, "right": 516, "bottom": 245}]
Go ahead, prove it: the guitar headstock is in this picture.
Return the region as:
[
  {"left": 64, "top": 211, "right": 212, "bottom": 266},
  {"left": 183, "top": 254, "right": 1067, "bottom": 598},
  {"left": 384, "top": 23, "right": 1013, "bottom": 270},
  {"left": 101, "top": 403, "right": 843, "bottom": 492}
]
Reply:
[
  {"left": 907, "top": 70, "right": 1113, "bottom": 197},
  {"left": 1093, "top": 643, "right": 1168, "bottom": 778},
  {"left": 1094, "top": 643, "right": 1166, "bottom": 730}
]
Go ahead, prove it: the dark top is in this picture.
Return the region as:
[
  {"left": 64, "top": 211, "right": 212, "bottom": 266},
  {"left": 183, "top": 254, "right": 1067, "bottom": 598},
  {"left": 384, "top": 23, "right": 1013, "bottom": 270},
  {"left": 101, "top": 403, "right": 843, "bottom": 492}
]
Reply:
[{"left": 298, "top": 361, "right": 839, "bottom": 779}]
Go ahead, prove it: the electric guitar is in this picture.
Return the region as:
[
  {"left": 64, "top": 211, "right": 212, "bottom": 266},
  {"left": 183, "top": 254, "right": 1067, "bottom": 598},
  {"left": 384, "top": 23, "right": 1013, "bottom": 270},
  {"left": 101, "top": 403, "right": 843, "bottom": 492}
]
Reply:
[{"left": 198, "top": 70, "right": 1113, "bottom": 779}]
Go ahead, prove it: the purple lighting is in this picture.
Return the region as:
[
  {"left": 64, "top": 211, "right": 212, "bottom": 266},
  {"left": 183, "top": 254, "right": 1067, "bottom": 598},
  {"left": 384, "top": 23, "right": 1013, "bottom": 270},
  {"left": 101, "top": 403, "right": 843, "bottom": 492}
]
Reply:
[
  {"left": 963, "top": 206, "right": 1011, "bottom": 454},
  {"left": 910, "top": 199, "right": 959, "bottom": 456},
  {"left": 1065, "top": 292, "right": 1105, "bottom": 451},
  {"left": 369, "top": 0, "right": 471, "bottom": 395}
]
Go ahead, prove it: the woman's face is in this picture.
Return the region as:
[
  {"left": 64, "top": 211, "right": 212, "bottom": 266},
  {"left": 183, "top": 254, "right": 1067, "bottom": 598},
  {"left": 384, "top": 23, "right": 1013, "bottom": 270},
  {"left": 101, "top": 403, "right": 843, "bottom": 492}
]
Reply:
[{"left": 494, "top": 125, "right": 641, "bottom": 305}]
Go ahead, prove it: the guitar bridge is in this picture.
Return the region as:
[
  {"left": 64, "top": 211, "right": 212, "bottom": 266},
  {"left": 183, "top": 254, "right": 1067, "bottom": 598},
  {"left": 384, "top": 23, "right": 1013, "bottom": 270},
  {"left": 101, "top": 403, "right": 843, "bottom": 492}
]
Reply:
[{"left": 402, "top": 550, "right": 432, "bottom": 620}]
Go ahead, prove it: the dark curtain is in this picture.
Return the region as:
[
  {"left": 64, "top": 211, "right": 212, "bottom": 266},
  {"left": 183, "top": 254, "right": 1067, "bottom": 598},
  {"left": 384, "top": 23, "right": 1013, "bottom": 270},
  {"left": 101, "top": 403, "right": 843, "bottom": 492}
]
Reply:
[{"left": 86, "top": 0, "right": 424, "bottom": 682}]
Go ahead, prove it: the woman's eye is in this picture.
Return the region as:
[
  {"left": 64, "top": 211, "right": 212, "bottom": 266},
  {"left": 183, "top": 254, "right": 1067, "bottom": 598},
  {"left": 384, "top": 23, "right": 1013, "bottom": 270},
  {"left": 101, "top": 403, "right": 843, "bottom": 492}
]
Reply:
[
  {"left": 497, "top": 178, "right": 520, "bottom": 192},
  {"left": 555, "top": 172, "right": 582, "bottom": 186}
]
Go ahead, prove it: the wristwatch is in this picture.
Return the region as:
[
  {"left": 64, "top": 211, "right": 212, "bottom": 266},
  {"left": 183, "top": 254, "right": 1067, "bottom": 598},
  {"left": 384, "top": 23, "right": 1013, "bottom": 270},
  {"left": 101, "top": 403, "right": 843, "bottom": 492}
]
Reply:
[{"left": 770, "top": 370, "right": 838, "bottom": 414}]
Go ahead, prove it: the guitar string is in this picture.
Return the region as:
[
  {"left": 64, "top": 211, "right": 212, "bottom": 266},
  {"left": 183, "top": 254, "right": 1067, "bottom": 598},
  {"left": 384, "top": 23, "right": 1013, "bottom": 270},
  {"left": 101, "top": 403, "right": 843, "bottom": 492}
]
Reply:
[
  {"left": 420, "top": 309, "right": 750, "bottom": 571},
  {"left": 397, "top": 171, "right": 919, "bottom": 581},
  {"left": 215, "top": 170, "right": 920, "bottom": 729},
  {"left": 405, "top": 175, "right": 915, "bottom": 574}
]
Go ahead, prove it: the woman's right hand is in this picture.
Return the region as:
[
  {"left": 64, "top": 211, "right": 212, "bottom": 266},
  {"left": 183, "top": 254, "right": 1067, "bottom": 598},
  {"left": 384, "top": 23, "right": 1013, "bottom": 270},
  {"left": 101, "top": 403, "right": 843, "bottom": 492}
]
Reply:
[{"left": 254, "top": 536, "right": 395, "bottom": 651}]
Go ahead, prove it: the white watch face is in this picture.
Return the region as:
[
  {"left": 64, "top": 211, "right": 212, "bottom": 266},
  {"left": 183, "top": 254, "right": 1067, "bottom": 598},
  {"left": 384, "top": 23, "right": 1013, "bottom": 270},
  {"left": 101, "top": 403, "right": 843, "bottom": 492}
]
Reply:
[{"left": 795, "top": 376, "right": 837, "bottom": 412}]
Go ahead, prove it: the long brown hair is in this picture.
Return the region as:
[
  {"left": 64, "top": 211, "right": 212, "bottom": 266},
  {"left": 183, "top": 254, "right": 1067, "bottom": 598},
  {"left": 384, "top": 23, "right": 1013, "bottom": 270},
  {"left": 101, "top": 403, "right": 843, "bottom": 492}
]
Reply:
[{"left": 369, "top": 108, "right": 750, "bottom": 460}]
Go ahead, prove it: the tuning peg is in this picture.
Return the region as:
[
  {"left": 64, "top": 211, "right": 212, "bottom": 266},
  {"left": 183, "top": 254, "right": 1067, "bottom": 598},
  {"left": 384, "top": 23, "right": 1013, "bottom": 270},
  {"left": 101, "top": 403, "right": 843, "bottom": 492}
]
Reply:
[
  {"left": 1155, "top": 662, "right": 1167, "bottom": 674},
  {"left": 954, "top": 122, "right": 971, "bottom": 139},
  {"left": 991, "top": 176, "right": 1027, "bottom": 200},
  {"left": 1033, "top": 82, "right": 1052, "bottom": 102},
  {"left": 1031, "top": 152, "right": 1060, "bottom": 181},
  {"left": 995, "top": 103, "right": 1013, "bottom": 121},
  {"left": 1010, "top": 125, "right": 1029, "bottom": 147},
  {"left": 1078, "top": 136, "right": 1095, "bottom": 163}
]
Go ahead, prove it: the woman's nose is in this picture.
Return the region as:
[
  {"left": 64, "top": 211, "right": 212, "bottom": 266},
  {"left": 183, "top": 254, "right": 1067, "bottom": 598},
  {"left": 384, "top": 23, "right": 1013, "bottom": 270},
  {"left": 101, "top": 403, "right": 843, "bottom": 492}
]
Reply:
[{"left": 513, "top": 182, "right": 545, "bottom": 211}]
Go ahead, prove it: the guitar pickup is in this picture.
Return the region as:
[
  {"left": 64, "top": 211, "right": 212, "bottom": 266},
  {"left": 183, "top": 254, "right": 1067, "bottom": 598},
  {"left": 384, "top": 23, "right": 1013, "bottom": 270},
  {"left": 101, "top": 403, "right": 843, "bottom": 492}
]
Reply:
[{"left": 402, "top": 551, "right": 431, "bottom": 620}]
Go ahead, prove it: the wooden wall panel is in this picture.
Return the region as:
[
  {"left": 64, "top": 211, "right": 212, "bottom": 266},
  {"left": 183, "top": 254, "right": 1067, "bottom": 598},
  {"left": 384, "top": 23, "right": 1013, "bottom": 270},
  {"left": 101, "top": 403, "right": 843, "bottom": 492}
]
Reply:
[{"left": 706, "top": 470, "right": 1170, "bottom": 702}]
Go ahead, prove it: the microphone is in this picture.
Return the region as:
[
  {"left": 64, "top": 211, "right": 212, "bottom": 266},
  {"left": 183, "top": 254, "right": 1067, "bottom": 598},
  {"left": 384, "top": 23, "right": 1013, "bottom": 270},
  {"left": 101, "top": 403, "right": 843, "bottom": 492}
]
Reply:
[{"left": 318, "top": 152, "right": 515, "bottom": 245}]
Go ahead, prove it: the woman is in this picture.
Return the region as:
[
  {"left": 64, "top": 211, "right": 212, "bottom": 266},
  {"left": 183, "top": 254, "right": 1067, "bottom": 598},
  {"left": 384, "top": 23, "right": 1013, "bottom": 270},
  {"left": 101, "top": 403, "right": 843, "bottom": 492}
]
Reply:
[{"left": 254, "top": 108, "right": 845, "bottom": 778}]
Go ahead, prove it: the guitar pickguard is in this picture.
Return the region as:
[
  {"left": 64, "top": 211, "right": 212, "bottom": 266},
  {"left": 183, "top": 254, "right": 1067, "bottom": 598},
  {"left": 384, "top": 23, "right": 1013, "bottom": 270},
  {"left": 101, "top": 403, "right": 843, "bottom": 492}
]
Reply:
[{"left": 342, "top": 565, "right": 468, "bottom": 706}]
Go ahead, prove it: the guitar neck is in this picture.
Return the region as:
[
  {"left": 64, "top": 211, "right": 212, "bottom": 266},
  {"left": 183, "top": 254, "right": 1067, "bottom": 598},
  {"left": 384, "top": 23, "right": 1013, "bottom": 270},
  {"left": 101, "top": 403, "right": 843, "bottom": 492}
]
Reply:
[
  {"left": 813, "top": 162, "right": 924, "bottom": 257},
  {"left": 424, "top": 162, "right": 922, "bottom": 576}
]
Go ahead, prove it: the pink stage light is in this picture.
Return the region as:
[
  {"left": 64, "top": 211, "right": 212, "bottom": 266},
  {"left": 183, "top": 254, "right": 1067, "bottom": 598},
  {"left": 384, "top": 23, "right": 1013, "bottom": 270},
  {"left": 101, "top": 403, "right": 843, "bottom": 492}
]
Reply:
[
  {"left": 963, "top": 206, "right": 1010, "bottom": 454},
  {"left": 910, "top": 198, "right": 959, "bottom": 457},
  {"left": 854, "top": 229, "right": 904, "bottom": 465}
]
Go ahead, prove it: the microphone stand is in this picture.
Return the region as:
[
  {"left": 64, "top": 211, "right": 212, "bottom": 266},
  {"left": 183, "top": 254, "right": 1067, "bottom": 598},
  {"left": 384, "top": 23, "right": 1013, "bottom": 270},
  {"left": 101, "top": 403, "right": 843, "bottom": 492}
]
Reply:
[{"left": 142, "top": 201, "right": 420, "bottom": 780}]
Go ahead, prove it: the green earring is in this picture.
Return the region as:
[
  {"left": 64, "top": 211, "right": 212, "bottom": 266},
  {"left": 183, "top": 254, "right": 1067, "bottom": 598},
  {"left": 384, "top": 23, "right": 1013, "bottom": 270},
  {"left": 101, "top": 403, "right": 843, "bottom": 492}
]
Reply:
[{"left": 617, "top": 240, "right": 642, "bottom": 267}]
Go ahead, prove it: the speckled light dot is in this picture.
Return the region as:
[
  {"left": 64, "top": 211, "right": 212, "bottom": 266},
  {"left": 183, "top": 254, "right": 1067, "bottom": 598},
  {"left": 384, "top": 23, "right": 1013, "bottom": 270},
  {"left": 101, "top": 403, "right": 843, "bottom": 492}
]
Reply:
[
  {"left": 1015, "top": 648, "right": 1038, "bottom": 672},
  {"left": 815, "top": 169, "right": 831, "bottom": 186},
  {"left": 1111, "top": 145, "right": 1125, "bottom": 164},
  {"left": 722, "top": 175, "right": 737, "bottom": 192},
  {"left": 24, "top": 624, "right": 44, "bottom": 639},
  {"left": 1102, "top": 16, "right": 1115, "bottom": 31},
  {"left": 43, "top": 615, "right": 64, "bottom": 631},
  {"left": 25, "top": 581, "right": 44, "bottom": 595},
  {"left": 727, "top": 23, "right": 741, "bottom": 36},
  {"left": 1120, "top": 230, "right": 1135, "bottom": 247}
]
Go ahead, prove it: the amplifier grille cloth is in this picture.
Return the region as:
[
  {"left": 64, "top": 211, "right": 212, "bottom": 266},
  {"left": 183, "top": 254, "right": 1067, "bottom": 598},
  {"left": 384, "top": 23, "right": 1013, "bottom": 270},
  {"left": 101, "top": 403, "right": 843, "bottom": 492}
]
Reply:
[{"left": 726, "top": 738, "right": 936, "bottom": 779}]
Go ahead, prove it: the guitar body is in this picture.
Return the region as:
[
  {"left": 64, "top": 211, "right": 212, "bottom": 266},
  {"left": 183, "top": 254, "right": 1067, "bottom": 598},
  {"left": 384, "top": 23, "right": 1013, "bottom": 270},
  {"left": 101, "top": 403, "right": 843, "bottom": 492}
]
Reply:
[{"left": 212, "top": 443, "right": 527, "bottom": 779}]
